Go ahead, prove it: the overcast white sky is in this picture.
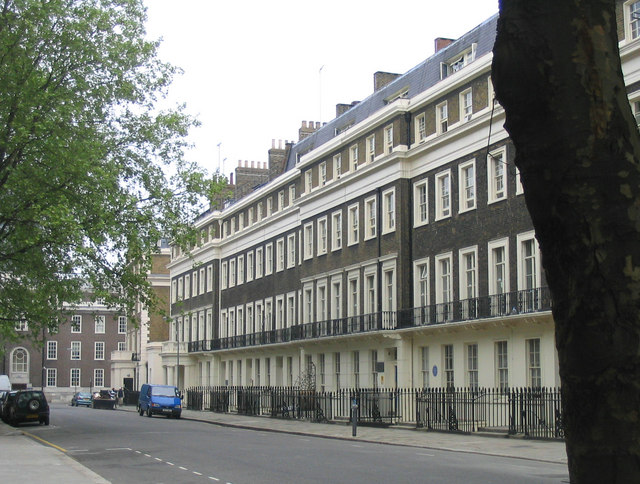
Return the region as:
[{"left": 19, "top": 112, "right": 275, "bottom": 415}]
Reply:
[{"left": 143, "top": 0, "right": 498, "bottom": 179}]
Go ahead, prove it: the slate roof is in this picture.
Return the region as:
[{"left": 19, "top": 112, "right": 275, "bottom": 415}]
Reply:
[{"left": 284, "top": 13, "right": 498, "bottom": 172}]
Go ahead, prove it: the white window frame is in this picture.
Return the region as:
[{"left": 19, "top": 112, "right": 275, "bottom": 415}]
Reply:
[
  {"left": 347, "top": 273, "right": 360, "bottom": 317},
  {"left": 278, "top": 190, "right": 285, "bottom": 211},
  {"left": 421, "top": 347, "right": 430, "bottom": 388},
  {"left": 287, "top": 233, "right": 296, "bottom": 268},
  {"left": 319, "top": 162, "right": 327, "bottom": 186},
  {"left": 459, "top": 246, "right": 478, "bottom": 300},
  {"left": 413, "top": 179, "right": 429, "bottom": 227},
  {"left": 331, "top": 278, "right": 342, "bottom": 320},
  {"left": 435, "top": 170, "right": 451, "bottom": 220},
  {"left": 305, "top": 170, "right": 312, "bottom": 194},
  {"left": 349, "top": 144, "right": 359, "bottom": 172},
  {"left": 265, "top": 243, "right": 273, "bottom": 276},
  {"left": 118, "top": 341, "right": 126, "bottom": 351},
  {"left": 384, "top": 124, "right": 393, "bottom": 154},
  {"left": 247, "top": 253, "right": 254, "bottom": 282},
  {"left": 221, "top": 261, "right": 228, "bottom": 289},
  {"left": 488, "top": 147, "right": 508, "bottom": 203},
  {"left": 435, "top": 252, "right": 453, "bottom": 322},
  {"left": 487, "top": 237, "right": 511, "bottom": 316},
  {"left": 625, "top": 1, "right": 640, "bottom": 42},
  {"left": 199, "top": 268, "right": 205, "bottom": 294},
  {"left": 276, "top": 238, "right": 285, "bottom": 272},
  {"left": 70, "top": 368, "right": 81, "bottom": 387},
  {"left": 436, "top": 101, "right": 448, "bottom": 134},
  {"left": 414, "top": 257, "right": 430, "bottom": 309},
  {"left": 71, "top": 341, "right": 81, "bottom": 360},
  {"left": 171, "top": 280, "right": 177, "bottom": 303},
  {"left": 517, "top": 231, "right": 541, "bottom": 290},
  {"left": 466, "top": 343, "right": 479, "bottom": 390},
  {"left": 238, "top": 255, "right": 245, "bottom": 284},
  {"left": 71, "top": 315, "right": 82, "bottom": 333},
  {"left": 255, "top": 247, "right": 264, "bottom": 279},
  {"left": 289, "top": 185, "right": 296, "bottom": 206},
  {"left": 364, "top": 268, "right": 377, "bottom": 315},
  {"left": 94, "top": 315, "right": 105, "bottom": 334},
  {"left": 382, "top": 188, "right": 396, "bottom": 234},
  {"left": 460, "top": 88, "right": 473, "bottom": 122},
  {"left": 416, "top": 113, "right": 427, "bottom": 143},
  {"left": 443, "top": 344, "right": 454, "bottom": 388},
  {"left": 47, "top": 341, "right": 57, "bottom": 360},
  {"left": 266, "top": 197, "right": 273, "bottom": 217},
  {"left": 527, "top": 338, "right": 542, "bottom": 388},
  {"left": 184, "top": 274, "right": 191, "bottom": 299},
  {"left": 366, "top": 135, "right": 375, "bottom": 163},
  {"left": 303, "top": 285, "right": 314, "bottom": 324},
  {"left": 333, "top": 153, "right": 342, "bottom": 180},
  {"left": 331, "top": 210, "right": 342, "bottom": 251},
  {"left": 347, "top": 204, "right": 359, "bottom": 246},
  {"left": 382, "top": 261, "right": 396, "bottom": 313},
  {"left": 94, "top": 368, "right": 104, "bottom": 388},
  {"left": 303, "top": 223, "right": 314, "bottom": 260},
  {"left": 229, "top": 258, "right": 236, "bottom": 287},
  {"left": 46, "top": 368, "right": 57, "bottom": 387},
  {"left": 364, "top": 196, "right": 376, "bottom": 240},
  {"left": 458, "top": 159, "right": 476, "bottom": 213},
  {"left": 118, "top": 316, "right": 127, "bottom": 334},
  {"left": 495, "top": 340, "right": 509, "bottom": 390},
  {"left": 317, "top": 281, "right": 328, "bottom": 322},
  {"left": 94, "top": 341, "right": 105, "bottom": 360},
  {"left": 248, "top": 207, "right": 254, "bottom": 226},
  {"left": 317, "top": 217, "right": 328, "bottom": 256}
]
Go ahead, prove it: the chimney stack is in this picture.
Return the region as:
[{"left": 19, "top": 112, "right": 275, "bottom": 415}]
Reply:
[
  {"left": 435, "top": 37, "right": 455, "bottom": 53},
  {"left": 373, "top": 71, "right": 401, "bottom": 92}
]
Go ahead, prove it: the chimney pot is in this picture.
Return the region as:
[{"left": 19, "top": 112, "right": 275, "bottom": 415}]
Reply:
[{"left": 272, "top": 139, "right": 275, "bottom": 148}]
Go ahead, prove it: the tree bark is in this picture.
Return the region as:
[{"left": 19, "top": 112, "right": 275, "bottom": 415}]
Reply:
[{"left": 492, "top": 1, "right": 640, "bottom": 482}]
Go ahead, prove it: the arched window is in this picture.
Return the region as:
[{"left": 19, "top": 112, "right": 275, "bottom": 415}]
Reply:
[{"left": 11, "top": 347, "right": 28, "bottom": 373}]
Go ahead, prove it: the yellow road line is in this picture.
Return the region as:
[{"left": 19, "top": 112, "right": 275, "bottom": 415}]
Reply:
[{"left": 21, "top": 430, "right": 67, "bottom": 453}]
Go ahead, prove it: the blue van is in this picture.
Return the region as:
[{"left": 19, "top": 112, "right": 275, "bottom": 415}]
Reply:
[{"left": 138, "top": 384, "right": 182, "bottom": 418}]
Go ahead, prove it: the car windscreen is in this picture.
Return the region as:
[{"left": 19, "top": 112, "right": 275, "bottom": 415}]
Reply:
[{"left": 152, "top": 387, "right": 178, "bottom": 397}]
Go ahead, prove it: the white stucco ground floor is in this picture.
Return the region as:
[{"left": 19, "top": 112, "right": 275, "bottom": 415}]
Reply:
[{"left": 153, "top": 311, "right": 558, "bottom": 392}]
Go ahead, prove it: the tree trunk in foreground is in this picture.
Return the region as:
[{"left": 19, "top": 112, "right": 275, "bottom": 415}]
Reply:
[{"left": 492, "top": 1, "right": 640, "bottom": 482}]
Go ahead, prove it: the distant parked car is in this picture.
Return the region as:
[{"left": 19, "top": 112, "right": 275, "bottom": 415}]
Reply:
[
  {"left": 71, "top": 392, "right": 92, "bottom": 407},
  {"left": 91, "top": 389, "right": 116, "bottom": 409},
  {"left": 2, "top": 390, "right": 49, "bottom": 426}
]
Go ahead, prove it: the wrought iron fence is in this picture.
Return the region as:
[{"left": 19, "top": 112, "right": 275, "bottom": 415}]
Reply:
[{"left": 184, "top": 385, "right": 563, "bottom": 440}]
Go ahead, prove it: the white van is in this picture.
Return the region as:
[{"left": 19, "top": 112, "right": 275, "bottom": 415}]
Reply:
[{"left": 0, "top": 375, "right": 10, "bottom": 392}]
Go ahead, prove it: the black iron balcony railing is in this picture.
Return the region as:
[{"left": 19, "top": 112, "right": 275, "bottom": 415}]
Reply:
[{"left": 187, "top": 287, "right": 552, "bottom": 353}]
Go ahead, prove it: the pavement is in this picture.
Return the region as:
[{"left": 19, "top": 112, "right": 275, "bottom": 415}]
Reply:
[{"left": 0, "top": 404, "right": 568, "bottom": 483}]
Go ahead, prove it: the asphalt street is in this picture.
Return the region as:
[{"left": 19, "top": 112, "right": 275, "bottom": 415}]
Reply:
[{"left": 6, "top": 403, "right": 569, "bottom": 484}]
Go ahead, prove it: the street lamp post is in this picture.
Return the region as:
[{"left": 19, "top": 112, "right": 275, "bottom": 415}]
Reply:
[{"left": 176, "top": 319, "right": 180, "bottom": 391}]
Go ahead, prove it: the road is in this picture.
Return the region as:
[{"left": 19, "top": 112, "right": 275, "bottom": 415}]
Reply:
[{"left": 21, "top": 404, "right": 569, "bottom": 484}]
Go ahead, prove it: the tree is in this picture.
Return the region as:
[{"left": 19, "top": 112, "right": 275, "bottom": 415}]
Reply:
[
  {"left": 492, "top": 0, "right": 640, "bottom": 481},
  {"left": 0, "top": 0, "right": 225, "bottom": 343}
]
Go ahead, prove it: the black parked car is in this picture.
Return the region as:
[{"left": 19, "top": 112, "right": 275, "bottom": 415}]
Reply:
[{"left": 2, "top": 390, "right": 50, "bottom": 426}]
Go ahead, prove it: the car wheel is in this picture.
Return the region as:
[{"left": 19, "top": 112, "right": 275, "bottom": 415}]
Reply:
[
  {"left": 44, "top": 416, "right": 50, "bottom": 426},
  {"left": 28, "top": 399, "right": 40, "bottom": 411},
  {"left": 146, "top": 407, "right": 152, "bottom": 418}
]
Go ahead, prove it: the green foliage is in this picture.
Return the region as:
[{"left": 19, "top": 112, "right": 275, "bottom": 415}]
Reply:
[{"left": 0, "top": 0, "right": 226, "bottom": 342}]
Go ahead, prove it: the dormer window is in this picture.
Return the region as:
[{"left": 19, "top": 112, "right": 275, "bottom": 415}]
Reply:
[{"left": 440, "top": 43, "right": 477, "bottom": 79}]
